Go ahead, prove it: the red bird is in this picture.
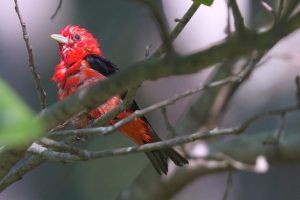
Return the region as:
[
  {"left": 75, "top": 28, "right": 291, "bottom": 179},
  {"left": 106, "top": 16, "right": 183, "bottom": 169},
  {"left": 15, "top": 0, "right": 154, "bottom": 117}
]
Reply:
[{"left": 51, "top": 25, "right": 188, "bottom": 174}]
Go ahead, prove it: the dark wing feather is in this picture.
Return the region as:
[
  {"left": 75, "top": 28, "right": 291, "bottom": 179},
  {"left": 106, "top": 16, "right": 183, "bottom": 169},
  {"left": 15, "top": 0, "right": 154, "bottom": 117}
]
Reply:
[
  {"left": 85, "top": 55, "right": 188, "bottom": 174},
  {"left": 85, "top": 54, "right": 119, "bottom": 76}
]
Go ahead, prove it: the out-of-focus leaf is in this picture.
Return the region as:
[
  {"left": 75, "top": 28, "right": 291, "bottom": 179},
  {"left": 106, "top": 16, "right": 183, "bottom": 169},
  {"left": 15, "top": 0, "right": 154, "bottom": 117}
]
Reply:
[
  {"left": 0, "top": 79, "right": 43, "bottom": 147},
  {"left": 193, "top": 0, "right": 214, "bottom": 6}
]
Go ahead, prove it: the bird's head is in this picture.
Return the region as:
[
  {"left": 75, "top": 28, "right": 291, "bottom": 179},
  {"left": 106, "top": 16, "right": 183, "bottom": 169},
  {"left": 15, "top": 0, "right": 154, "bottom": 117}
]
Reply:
[{"left": 51, "top": 25, "right": 102, "bottom": 65}]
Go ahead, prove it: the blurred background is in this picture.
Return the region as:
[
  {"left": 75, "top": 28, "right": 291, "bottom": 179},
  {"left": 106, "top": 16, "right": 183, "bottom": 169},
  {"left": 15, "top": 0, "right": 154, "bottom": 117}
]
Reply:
[{"left": 1, "top": 0, "right": 300, "bottom": 199}]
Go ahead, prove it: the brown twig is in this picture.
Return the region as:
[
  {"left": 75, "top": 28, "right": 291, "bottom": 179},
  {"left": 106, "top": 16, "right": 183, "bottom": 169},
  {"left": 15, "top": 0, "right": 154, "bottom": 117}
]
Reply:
[
  {"left": 161, "top": 107, "right": 177, "bottom": 137},
  {"left": 151, "top": 3, "right": 200, "bottom": 58},
  {"left": 277, "top": 0, "right": 284, "bottom": 20},
  {"left": 229, "top": 0, "right": 245, "bottom": 32},
  {"left": 14, "top": 0, "right": 46, "bottom": 109},
  {"left": 51, "top": 0, "right": 63, "bottom": 20},
  {"left": 138, "top": 0, "right": 174, "bottom": 56},
  {"left": 222, "top": 170, "right": 233, "bottom": 200},
  {"left": 296, "top": 76, "right": 300, "bottom": 106}
]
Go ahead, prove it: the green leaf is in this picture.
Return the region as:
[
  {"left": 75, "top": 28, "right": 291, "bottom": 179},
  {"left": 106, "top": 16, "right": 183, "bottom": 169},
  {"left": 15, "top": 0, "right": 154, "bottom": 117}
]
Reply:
[
  {"left": 193, "top": 0, "right": 214, "bottom": 6},
  {"left": 0, "top": 79, "right": 44, "bottom": 147}
]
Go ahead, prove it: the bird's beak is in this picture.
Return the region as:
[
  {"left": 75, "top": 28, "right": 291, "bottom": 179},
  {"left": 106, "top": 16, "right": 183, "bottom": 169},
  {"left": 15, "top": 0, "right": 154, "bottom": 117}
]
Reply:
[{"left": 50, "top": 34, "right": 68, "bottom": 44}]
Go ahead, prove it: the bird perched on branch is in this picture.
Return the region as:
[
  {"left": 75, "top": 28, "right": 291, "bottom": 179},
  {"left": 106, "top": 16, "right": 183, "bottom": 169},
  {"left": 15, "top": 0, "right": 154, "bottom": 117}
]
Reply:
[{"left": 50, "top": 25, "right": 188, "bottom": 174}]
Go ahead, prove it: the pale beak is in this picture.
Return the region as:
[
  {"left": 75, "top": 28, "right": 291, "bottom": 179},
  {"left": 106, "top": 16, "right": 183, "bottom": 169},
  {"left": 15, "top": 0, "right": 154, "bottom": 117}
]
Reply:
[{"left": 50, "top": 34, "right": 68, "bottom": 44}]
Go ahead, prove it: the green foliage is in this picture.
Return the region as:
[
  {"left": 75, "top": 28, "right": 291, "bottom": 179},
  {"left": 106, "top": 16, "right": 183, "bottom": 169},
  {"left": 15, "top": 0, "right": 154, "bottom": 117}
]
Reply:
[
  {"left": 193, "top": 0, "right": 214, "bottom": 6},
  {"left": 0, "top": 79, "right": 43, "bottom": 147}
]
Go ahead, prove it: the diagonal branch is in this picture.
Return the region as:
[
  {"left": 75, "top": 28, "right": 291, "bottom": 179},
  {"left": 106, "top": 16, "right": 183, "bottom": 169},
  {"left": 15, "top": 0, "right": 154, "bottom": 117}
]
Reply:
[
  {"left": 229, "top": 0, "right": 245, "bottom": 32},
  {"left": 51, "top": 0, "right": 63, "bottom": 20},
  {"left": 138, "top": 0, "right": 174, "bottom": 55},
  {"left": 151, "top": 2, "right": 200, "bottom": 58}
]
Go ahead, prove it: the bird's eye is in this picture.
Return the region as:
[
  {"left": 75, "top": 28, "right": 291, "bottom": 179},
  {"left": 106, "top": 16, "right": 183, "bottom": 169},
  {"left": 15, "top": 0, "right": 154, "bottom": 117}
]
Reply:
[{"left": 74, "top": 34, "right": 81, "bottom": 41}]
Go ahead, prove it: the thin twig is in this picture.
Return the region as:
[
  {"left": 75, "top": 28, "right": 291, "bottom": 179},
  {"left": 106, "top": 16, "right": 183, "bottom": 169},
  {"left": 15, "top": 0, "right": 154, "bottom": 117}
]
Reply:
[
  {"left": 14, "top": 0, "right": 46, "bottom": 109},
  {"left": 275, "top": 113, "right": 285, "bottom": 141},
  {"left": 277, "top": 0, "right": 284, "bottom": 20},
  {"left": 229, "top": 0, "right": 245, "bottom": 32},
  {"left": 222, "top": 170, "right": 233, "bottom": 200},
  {"left": 239, "top": 106, "right": 298, "bottom": 133},
  {"left": 281, "top": 0, "right": 299, "bottom": 20},
  {"left": 225, "top": 0, "right": 232, "bottom": 36},
  {"left": 218, "top": 52, "right": 266, "bottom": 116},
  {"left": 138, "top": 0, "right": 174, "bottom": 56},
  {"left": 295, "top": 76, "right": 300, "bottom": 106},
  {"left": 51, "top": 0, "right": 63, "bottom": 20},
  {"left": 161, "top": 107, "right": 177, "bottom": 137},
  {"left": 151, "top": 3, "right": 200, "bottom": 58}
]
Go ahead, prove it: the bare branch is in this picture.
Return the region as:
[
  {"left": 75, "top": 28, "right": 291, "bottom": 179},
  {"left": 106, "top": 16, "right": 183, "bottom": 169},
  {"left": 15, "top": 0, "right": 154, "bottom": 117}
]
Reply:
[
  {"left": 229, "top": 0, "right": 245, "bottom": 32},
  {"left": 151, "top": 3, "right": 200, "bottom": 58},
  {"left": 51, "top": 0, "right": 63, "bottom": 20},
  {"left": 138, "top": 0, "right": 174, "bottom": 56},
  {"left": 14, "top": 0, "right": 47, "bottom": 110},
  {"left": 225, "top": 0, "right": 232, "bottom": 36},
  {"left": 28, "top": 143, "right": 80, "bottom": 162},
  {"left": 275, "top": 113, "right": 285, "bottom": 141},
  {"left": 281, "top": 0, "right": 300, "bottom": 20},
  {"left": 277, "top": 0, "right": 284, "bottom": 19},
  {"left": 161, "top": 107, "right": 177, "bottom": 137},
  {"left": 238, "top": 105, "right": 298, "bottom": 133},
  {"left": 33, "top": 104, "right": 300, "bottom": 162},
  {"left": 0, "top": 156, "right": 45, "bottom": 192},
  {"left": 296, "top": 76, "right": 300, "bottom": 106},
  {"left": 49, "top": 71, "right": 247, "bottom": 138},
  {"left": 32, "top": 127, "right": 238, "bottom": 162},
  {"left": 222, "top": 170, "right": 233, "bottom": 200},
  {"left": 38, "top": 138, "right": 88, "bottom": 160}
]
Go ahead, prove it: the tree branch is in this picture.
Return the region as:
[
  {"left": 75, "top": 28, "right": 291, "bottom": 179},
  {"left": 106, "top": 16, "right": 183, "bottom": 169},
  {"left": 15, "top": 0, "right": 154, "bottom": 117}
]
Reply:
[
  {"left": 138, "top": 0, "right": 174, "bottom": 56},
  {"left": 51, "top": 0, "right": 63, "bottom": 20},
  {"left": 151, "top": 2, "right": 200, "bottom": 58},
  {"left": 14, "top": 0, "right": 46, "bottom": 110},
  {"left": 49, "top": 70, "right": 248, "bottom": 138},
  {"left": 229, "top": 0, "right": 245, "bottom": 32},
  {"left": 31, "top": 105, "right": 300, "bottom": 162}
]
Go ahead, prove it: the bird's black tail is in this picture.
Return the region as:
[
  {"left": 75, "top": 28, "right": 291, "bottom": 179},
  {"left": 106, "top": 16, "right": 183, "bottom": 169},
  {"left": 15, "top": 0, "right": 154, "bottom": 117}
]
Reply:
[{"left": 144, "top": 145, "right": 189, "bottom": 175}]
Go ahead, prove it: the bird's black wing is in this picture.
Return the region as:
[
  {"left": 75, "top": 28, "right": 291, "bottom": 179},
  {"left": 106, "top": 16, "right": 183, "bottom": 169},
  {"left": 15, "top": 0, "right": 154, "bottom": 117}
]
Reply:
[{"left": 84, "top": 54, "right": 119, "bottom": 76}]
